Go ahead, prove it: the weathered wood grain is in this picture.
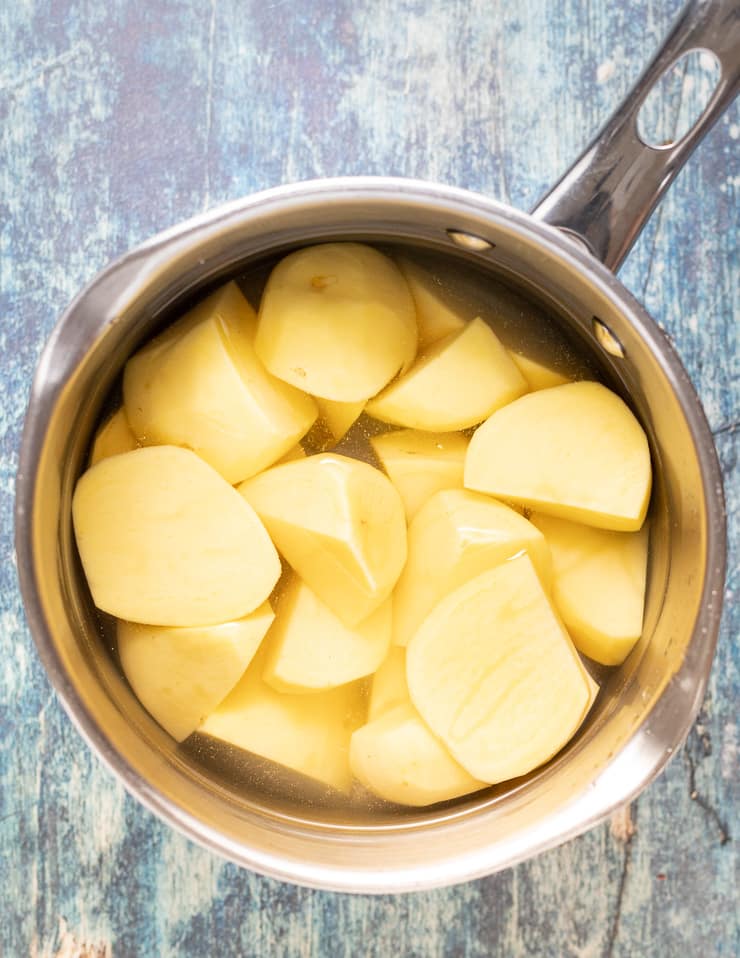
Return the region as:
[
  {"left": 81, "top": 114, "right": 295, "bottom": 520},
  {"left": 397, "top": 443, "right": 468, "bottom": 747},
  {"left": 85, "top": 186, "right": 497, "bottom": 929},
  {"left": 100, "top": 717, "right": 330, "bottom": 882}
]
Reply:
[{"left": 1, "top": 1, "right": 737, "bottom": 955}]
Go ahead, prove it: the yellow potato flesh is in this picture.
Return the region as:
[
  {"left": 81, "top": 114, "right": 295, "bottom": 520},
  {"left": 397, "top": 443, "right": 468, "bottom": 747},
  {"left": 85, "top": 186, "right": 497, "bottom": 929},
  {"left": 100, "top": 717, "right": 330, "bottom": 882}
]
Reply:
[
  {"left": 72, "top": 446, "right": 281, "bottom": 625},
  {"left": 200, "top": 650, "right": 366, "bottom": 792},
  {"left": 316, "top": 397, "right": 366, "bottom": 441},
  {"left": 396, "top": 257, "right": 467, "bottom": 349},
  {"left": 365, "top": 317, "right": 528, "bottom": 431},
  {"left": 531, "top": 513, "right": 649, "bottom": 665},
  {"left": 407, "top": 554, "right": 592, "bottom": 783},
  {"left": 370, "top": 429, "right": 469, "bottom": 521},
  {"left": 465, "top": 381, "right": 652, "bottom": 531},
  {"left": 508, "top": 351, "right": 573, "bottom": 391},
  {"left": 118, "top": 603, "right": 274, "bottom": 741},
  {"left": 239, "top": 453, "right": 407, "bottom": 627},
  {"left": 350, "top": 702, "right": 485, "bottom": 806},
  {"left": 393, "top": 489, "right": 551, "bottom": 647},
  {"left": 275, "top": 443, "right": 307, "bottom": 464},
  {"left": 255, "top": 243, "right": 417, "bottom": 401},
  {"left": 368, "top": 646, "right": 408, "bottom": 720},
  {"left": 89, "top": 407, "right": 138, "bottom": 465},
  {"left": 123, "top": 281, "right": 317, "bottom": 484},
  {"left": 262, "top": 576, "right": 391, "bottom": 692}
]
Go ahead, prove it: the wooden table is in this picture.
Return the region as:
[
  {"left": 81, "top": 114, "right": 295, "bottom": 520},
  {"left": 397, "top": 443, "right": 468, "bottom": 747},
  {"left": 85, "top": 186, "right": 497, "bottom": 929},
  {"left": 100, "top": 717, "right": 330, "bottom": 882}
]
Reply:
[{"left": 2, "top": 1, "right": 737, "bottom": 954}]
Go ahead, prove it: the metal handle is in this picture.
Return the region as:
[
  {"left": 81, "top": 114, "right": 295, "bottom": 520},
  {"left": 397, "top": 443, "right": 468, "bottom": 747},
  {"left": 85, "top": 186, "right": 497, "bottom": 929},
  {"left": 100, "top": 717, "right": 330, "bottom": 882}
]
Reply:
[{"left": 532, "top": 0, "right": 740, "bottom": 271}]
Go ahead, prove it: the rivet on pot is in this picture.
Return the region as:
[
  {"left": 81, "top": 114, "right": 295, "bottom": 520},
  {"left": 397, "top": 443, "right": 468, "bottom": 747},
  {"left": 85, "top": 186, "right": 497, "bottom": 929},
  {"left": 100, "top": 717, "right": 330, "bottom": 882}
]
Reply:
[
  {"left": 592, "top": 317, "right": 625, "bottom": 358},
  {"left": 446, "top": 229, "right": 495, "bottom": 251}
]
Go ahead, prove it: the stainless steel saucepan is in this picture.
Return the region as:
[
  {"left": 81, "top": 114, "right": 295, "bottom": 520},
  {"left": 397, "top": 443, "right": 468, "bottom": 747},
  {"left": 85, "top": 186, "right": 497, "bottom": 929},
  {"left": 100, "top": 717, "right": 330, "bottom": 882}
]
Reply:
[{"left": 15, "top": 0, "right": 738, "bottom": 891}]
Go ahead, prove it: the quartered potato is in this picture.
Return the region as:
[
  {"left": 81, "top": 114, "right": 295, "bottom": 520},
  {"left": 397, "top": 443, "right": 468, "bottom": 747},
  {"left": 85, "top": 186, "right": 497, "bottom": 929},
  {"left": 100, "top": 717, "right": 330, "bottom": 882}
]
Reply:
[
  {"left": 200, "top": 649, "right": 366, "bottom": 792},
  {"left": 370, "top": 429, "right": 468, "bottom": 521},
  {"left": 124, "top": 281, "right": 317, "bottom": 484},
  {"left": 366, "top": 317, "right": 527, "bottom": 431},
  {"left": 407, "top": 554, "right": 593, "bottom": 783},
  {"left": 72, "top": 446, "right": 281, "bottom": 625},
  {"left": 118, "top": 603, "right": 275, "bottom": 741},
  {"left": 262, "top": 575, "right": 391, "bottom": 692},
  {"left": 508, "top": 351, "right": 573, "bottom": 391},
  {"left": 239, "top": 453, "right": 406, "bottom": 627},
  {"left": 396, "top": 257, "right": 467, "bottom": 348},
  {"left": 89, "top": 407, "right": 138, "bottom": 465},
  {"left": 368, "top": 646, "right": 408, "bottom": 721},
  {"left": 531, "top": 513, "right": 649, "bottom": 665},
  {"left": 393, "top": 489, "right": 551, "bottom": 647},
  {"left": 465, "top": 381, "right": 651, "bottom": 531},
  {"left": 256, "top": 243, "right": 418, "bottom": 401},
  {"left": 350, "top": 702, "right": 485, "bottom": 806},
  {"left": 316, "top": 397, "right": 366, "bottom": 441}
]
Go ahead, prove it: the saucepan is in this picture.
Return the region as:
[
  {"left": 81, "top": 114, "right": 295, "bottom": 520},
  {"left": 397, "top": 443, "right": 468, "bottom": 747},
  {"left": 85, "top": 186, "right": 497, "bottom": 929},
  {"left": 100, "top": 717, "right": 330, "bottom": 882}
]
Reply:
[{"left": 15, "top": 0, "right": 737, "bottom": 891}]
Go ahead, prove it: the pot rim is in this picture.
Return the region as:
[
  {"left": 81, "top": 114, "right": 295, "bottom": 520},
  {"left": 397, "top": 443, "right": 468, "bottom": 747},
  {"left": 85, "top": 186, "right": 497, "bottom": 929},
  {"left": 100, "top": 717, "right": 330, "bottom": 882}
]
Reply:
[{"left": 15, "top": 176, "right": 727, "bottom": 892}]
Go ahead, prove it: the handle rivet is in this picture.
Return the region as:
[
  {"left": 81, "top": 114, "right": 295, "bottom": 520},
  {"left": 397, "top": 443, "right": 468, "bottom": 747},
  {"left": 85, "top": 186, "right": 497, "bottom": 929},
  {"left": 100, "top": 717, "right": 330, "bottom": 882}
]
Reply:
[
  {"left": 592, "top": 317, "right": 625, "bottom": 358},
  {"left": 446, "top": 230, "right": 494, "bottom": 251}
]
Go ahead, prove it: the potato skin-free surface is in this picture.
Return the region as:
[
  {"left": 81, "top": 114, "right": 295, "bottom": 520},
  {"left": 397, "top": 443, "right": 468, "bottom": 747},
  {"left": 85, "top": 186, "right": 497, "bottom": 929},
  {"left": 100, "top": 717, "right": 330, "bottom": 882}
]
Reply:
[
  {"left": 73, "top": 446, "right": 281, "bottom": 626},
  {"left": 89, "top": 407, "right": 138, "bottom": 465}
]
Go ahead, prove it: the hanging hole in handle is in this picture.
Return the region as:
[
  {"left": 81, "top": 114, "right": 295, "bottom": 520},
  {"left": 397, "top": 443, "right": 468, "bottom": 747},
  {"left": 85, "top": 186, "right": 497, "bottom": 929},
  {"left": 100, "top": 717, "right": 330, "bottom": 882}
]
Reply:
[{"left": 636, "top": 49, "right": 721, "bottom": 149}]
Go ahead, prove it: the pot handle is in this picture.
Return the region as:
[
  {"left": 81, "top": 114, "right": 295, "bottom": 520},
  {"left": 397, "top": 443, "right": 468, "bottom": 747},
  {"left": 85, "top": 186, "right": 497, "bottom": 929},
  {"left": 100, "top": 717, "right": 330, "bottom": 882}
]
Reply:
[{"left": 532, "top": 0, "right": 739, "bottom": 271}]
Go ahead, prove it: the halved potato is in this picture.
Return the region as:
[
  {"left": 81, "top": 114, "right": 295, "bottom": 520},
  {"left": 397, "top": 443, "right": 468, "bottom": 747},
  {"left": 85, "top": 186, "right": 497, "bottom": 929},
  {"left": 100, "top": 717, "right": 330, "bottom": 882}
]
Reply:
[
  {"left": 368, "top": 646, "right": 408, "bottom": 721},
  {"left": 465, "top": 381, "right": 651, "bottom": 531},
  {"left": 239, "top": 453, "right": 407, "bottom": 626},
  {"left": 200, "top": 650, "right": 366, "bottom": 792},
  {"left": 72, "top": 446, "right": 281, "bottom": 625},
  {"left": 118, "top": 603, "right": 274, "bottom": 741},
  {"left": 262, "top": 576, "right": 391, "bottom": 692},
  {"left": 370, "top": 429, "right": 468, "bottom": 521},
  {"left": 396, "top": 257, "right": 467, "bottom": 348},
  {"left": 123, "top": 281, "right": 317, "bottom": 483},
  {"left": 350, "top": 702, "right": 485, "bottom": 806},
  {"left": 407, "top": 554, "right": 592, "bottom": 783},
  {"left": 393, "top": 489, "right": 551, "bottom": 647},
  {"left": 531, "top": 513, "right": 649, "bottom": 665},
  {"left": 89, "top": 407, "right": 138, "bottom": 465},
  {"left": 365, "top": 317, "right": 527, "bottom": 431},
  {"left": 255, "top": 243, "right": 417, "bottom": 401},
  {"left": 316, "top": 397, "right": 366, "bottom": 441}
]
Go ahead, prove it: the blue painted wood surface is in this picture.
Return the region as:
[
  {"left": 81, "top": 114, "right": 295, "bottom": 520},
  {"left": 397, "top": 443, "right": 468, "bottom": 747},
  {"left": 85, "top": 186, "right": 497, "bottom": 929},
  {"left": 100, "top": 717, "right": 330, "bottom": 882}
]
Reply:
[{"left": 1, "top": 1, "right": 737, "bottom": 955}]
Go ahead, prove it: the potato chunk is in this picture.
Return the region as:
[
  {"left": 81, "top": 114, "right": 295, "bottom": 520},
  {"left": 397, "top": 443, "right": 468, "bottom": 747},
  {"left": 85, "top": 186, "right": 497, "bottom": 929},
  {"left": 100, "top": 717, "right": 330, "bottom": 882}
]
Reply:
[
  {"left": 366, "top": 318, "right": 527, "bottom": 431},
  {"left": 255, "top": 243, "right": 417, "bottom": 401},
  {"left": 351, "top": 703, "right": 485, "bottom": 806},
  {"left": 465, "top": 381, "right": 651, "bottom": 531},
  {"left": 368, "top": 647, "right": 408, "bottom": 720},
  {"left": 508, "top": 351, "right": 573, "bottom": 391},
  {"left": 118, "top": 603, "right": 274, "bottom": 741},
  {"left": 393, "top": 489, "right": 551, "bottom": 647},
  {"left": 407, "top": 554, "right": 592, "bottom": 783},
  {"left": 370, "top": 429, "right": 468, "bottom": 521},
  {"left": 89, "top": 407, "right": 138, "bottom": 465},
  {"left": 396, "top": 257, "right": 467, "bottom": 348},
  {"left": 263, "top": 576, "right": 391, "bottom": 692},
  {"left": 316, "top": 398, "right": 366, "bottom": 441},
  {"left": 200, "top": 651, "right": 366, "bottom": 792},
  {"left": 531, "top": 513, "right": 649, "bottom": 665},
  {"left": 239, "top": 453, "right": 406, "bottom": 626},
  {"left": 72, "top": 446, "right": 281, "bottom": 625},
  {"left": 123, "top": 281, "right": 317, "bottom": 483}
]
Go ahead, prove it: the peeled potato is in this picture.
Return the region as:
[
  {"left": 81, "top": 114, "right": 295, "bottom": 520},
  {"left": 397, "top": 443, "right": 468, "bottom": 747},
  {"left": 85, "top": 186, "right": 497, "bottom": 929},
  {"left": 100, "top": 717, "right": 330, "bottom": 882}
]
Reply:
[
  {"left": 118, "top": 602, "right": 274, "bottom": 741},
  {"left": 275, "top": 443, "right": 306, "bottom": 464},
  {"left": 72, "top": 446, "right": 281, "bottom": 625},
  {"left": 370, "top": 429, "right": 468, "bottom": 521},
  {"left": 255, "top": 243, "right": 417, "bottom": 401},
  {"left": 365, "top": 317, "right": 527, "bottom": 431},
  {"left": 407, "top": 554, "right": 592, "bottom": 783},
  {"left": 200, "top": 649, "right": 366, "bottom": 792},
  {"left": 508, "top": 351, "right": 573, "bottom": 391},
  {"left": 368, "top": 646, "right": 408, "bottom": 721},
  {"left": 239, "top": 453, "right": 406, "bottom": 626},
  {"left": 465, "top": 381, "right": 651, "bottom": 531},
  {"left": 262, "top": 576, "right": 391, "bottom": 692},
  {"left": 396, "top": 257, "right": 467, "bottom": 349},
  {"left": 316, "top": 397, "right": 366, "bottom": 441},
  {"left": 393, "top": 489, "right": 551, "bottom": 647},
  {"left": 89, "top": 407, "right": 138, "bottom": 465},
  {"left": 531, "top": 513, "right": 649, "bottom": 665},
  {"left": 123, "top": 281, "right": 317, "bottom": 484},
  {"left": 350, "top": 702, "right": 485, "bottom": 806}
]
